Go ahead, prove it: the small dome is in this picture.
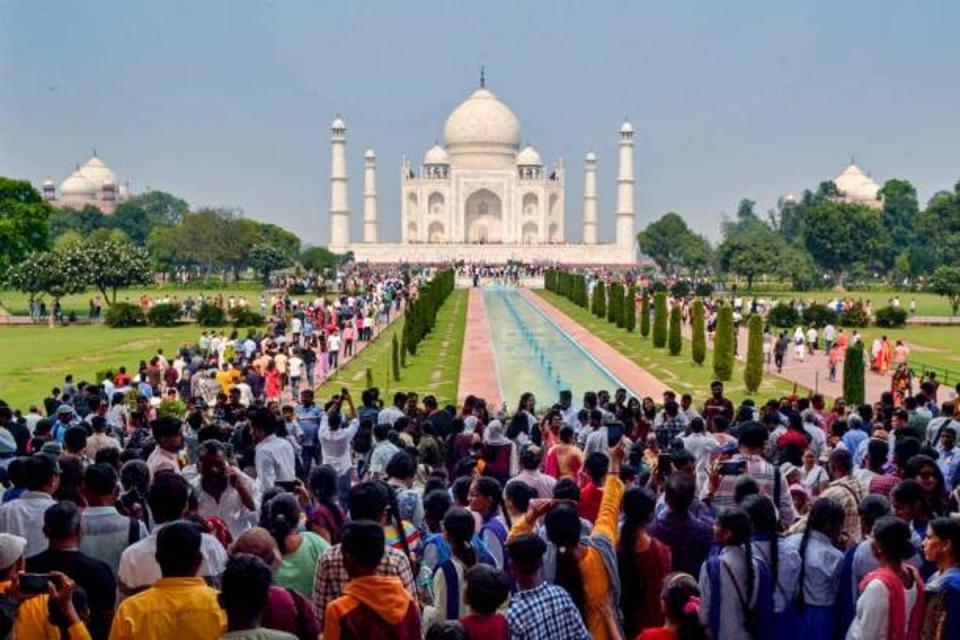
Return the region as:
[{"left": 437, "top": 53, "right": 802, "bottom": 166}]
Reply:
[
  {"left": 834, "top": 163, "right": 880, "bottom": 201},
  {"left": 364, "top": 149, "right": 376, "bottom": 159},
  {"left": 78, "top": 155, "right": 117, "bottom": 189},
  {"left": 620, "top": 120, "right": 634, "bottom": 134},
  {"left": 424, "top": 144, "right": 449, "bottom": 165},
  {"left": 585, "top": 151, "right": 597, "bottom": 162},
  {"left": 783, "top": 192, "right": 797, "bottom": 203},
  {"left": 444, "top": 88, "right": 521, "bottom": 150},
  {"left": 42, "top": 178, "right": 55, "bottom": 187},
  {"left": 516, "top": 145, "right": 542, "bottom": 166},
  {"left": 331, "top": 116, "right": 346, "bottom": 130},
  {"left": 60, "top": 171, "right": 96, "bottom": 196}
]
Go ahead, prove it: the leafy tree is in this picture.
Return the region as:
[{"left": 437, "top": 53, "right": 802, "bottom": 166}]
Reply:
[
  {"left": 878, "top": 179, "right": 919, "bottom": 254},
  {"left": 640, "top": 291, "right": 650, "bottom": 337},
  {"left": 593, "top": 281, "right": 606, "bottom": 318},
  {"left": 716, "top": 215, "right": 783, "bottom": 290},
  {"left": 668, "top": 304, "right": 682, "bottom": 355},
  {"left": 110, "top": 191, "right": 188, "bottom": 245},
  {"left": 743, "top": 314, "right": 764, "bottom": 393},
  {"left": 636, "top": 212, "right": 712, "bottom": 274},
  {"left": 625, "top": 285, "right": 636, "bottom": 332},
  {"left": 843, "top": 341, "right": 865, "bottom": 405},
  {"left": 691, "top": 298, "right": 706, "bottom": 365},
  {"left": 0, "top": 178, "right": 51, "bottom": 274},
  {"left": 301, "top": 246, "right": 340, "bottom": 273},
  {"left": 54, "top": 230, "right": 84, "bottom": 252},
  {"left": 4, "top": 248, "right": 87, "bottom": 326},
  {"left": 803, "top": 201, "right": 885, "bottom": 287},
  {"left": 916, "top": 184, "right": 960, "bottom": 268},
  {"left": 712, "top": 304, "right": 735, "bottom": 381},
  {"left": 248, "top": 243, "right": 290, "bottom": 284},
  {"left": 83, "top": 239, "right": 153, "bottom": 305},
  {"left": 256, "top": 222, "right": 301, "bottom": 258},
  {"left": 652, "top": 292, "right": 668, "bottom": 348},
  {"left": 48, "top": 205, "right": 103, "bottom": 241},
  {"left": 776, "top": 243, "right": 819, "bottom": 291},
  {"left": 928, "top": 265, "right": 960, "bottom": 315}
]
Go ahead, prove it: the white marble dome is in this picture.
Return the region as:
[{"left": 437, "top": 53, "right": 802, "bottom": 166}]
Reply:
[
  {"left": 78, "top": 156, "right": 117, "bottom": 189},
  {"left": 60, "top": 170, "right": 96, "bottom": 196},
  {"left": 620, "top": 120, "right": 634, "bottom": 134},
  {"left": 516, "top": 145, "right": 542, "bottom": 166},
  {"left": 585, "top": 151, "right": 597, "bottom": 162},
  {"left": 834, "top": 163, "right": 880, "bottom": 201},
  {"left": 444, "top": 88, "right": 521, "bottom": 150},
  {"left": 424, "top": 144, "right": 449, "bottom": 165},
  {"left": 331, "top": 116, "right": 346, "bottom": 130}
]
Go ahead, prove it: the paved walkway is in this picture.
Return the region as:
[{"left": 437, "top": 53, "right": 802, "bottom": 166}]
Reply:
[
  {"left": 521, "top": 289, "right": 670, "bottom": 399},
  {"left": 681, "top": 321, "right": 893, "bottom": 401},
  {"left": 457, "top": 288, "right": 502, "bottom": 408}
]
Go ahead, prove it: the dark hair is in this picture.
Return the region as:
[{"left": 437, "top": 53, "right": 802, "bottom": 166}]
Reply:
[
  {"left": 796, "top": 498, "right": 845, "bottom": 611},
  {"left": 220, "top": 553, "right": 274, "bottom": 617},
  {"left": 553, "top": 478, "right": 581, "bottom": 502},
  {"left": 929, "top": 517, "right": 960, "bottom": 566},
  {"left": 24, "top": 454, "right": 59, "bottom": 491},
  {"left": 423, "top": 489, "right": 453, "bottom": 531},
  {"left": 858, "top": 494, "right": 891, "bottom": 530},
  {"left": 828, "top": 448, "right": 854, "bottom": 475},
  {"left": 506, "top": 533, "right": 546, "bottom": 576},
  {"left": 308, "top": 464, "right": 345, "bottom": 539},
  {"left": 892, "top": 479, "right": 926, "bottom": 509},
  {"left": 341, "top": 520, "right": 386, "bottom": 572},
  {"left": 347, "top": 481, "right": 389, "bottom": 522},
  {"left": 147, "top": 471, "right": 189, "bottom": 524},
  {"left": 382, "top": 480, "right": 413, "bottom": 563},
  {"left": 717, "top": 508, "right": 755, "bottom": 632},
  {"left": 738, "top": 421, "right": 769, "bottom": 449},
  {"left": 464, "top": 564, "right": 510, "bottom": 615},
  {"left": 386, "top": 450, "right": 417, "bottom": 480},
  {"left": 425, "top": 621, "right": 467, "bottom": 640},
  {"left": 156, "top": 521, "right": 202, "bottom": 577},
  {"left": 150, "top": 416, "right": 183, "bottom": 440},
  {"left": 94, "top": 447, "right": 120, "bottom": 469},
  {"left": 63, "top": 426, "right": 87, "bottom": 453},
  {"left": 443, "top": 507, "right": 477, "bottom": 569},
  {"left": 43, "top": 500, "right": 81, "bottom": 540},
  {"left": 451, "top": 476, "right": 472, "bottom": 507},
  {"left": 505, "top": 481, "right": 536, "bottom": 515},
  {"left": 742, "top": 494, "right": 780, "bottom": 600},
  {"left": 83, "top": 463, "right": 118, "bottom": 497},
  {"left": 893, "top": 437, "right": 921, "bottom": 466},
  {"left": 266, "top": 493, "right": 302, "bottom": 555},
  {"left": 866, "top": 438, "right": 890, "bottom": 470},
  {"left": 872, "top": 516, "right": 916, "bottom": 563},
  {"left": 472, "top": 476, "right": 510, "bottom": 527},
  {"left": 733, "top": 475, "right": 760, "bottom": 504},
  {"left": 662, "top": 573, "right": 708, "bottom": 640},
  {"left": 119, "top": 459, "right": 150, "bottom": 493},
  {"left": 618, "top": 486, "right": 657, "bottom": 631},
  {"left": 584, "top": 451, "right": 609, "bottom": 484},
  {"left": 544, "top": 503, "right": 586, "bottom": 616},
  {"left": 665, "top": 474, "right": 696, "bottom": 513}
]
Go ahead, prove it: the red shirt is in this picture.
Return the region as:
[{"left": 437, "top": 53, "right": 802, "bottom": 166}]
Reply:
[
  {"left": 462, "top": 613, "right": 508, "bottom": 640},
  {"left": 578, "top": 481, "right": 604, "bottom": 523},
  {"left": 636, "top": 628, "right": 676, "bottom": 640}
]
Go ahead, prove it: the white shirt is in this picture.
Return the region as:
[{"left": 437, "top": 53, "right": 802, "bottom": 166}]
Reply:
[
  {"left": 327, "top": 334, "right": 341, "bottom": 351},
  {"left": 287, "top": 356, "right": 304, "bottom": 377},
  {"left": 254, "top": 434, "right": 297, "bottom": 495},
  {"left": 378, "top": 406, "right": 405, "bottom": 426},
  {"left": 0, "top": 491, "right": 56, "bottom": 558},
  {"left": 189, "top": 472, "right": 260, "bottom": 540},
  {"left": 318, "top": 416, "right": 360, "bottom": 475},
  {"left": 846, "top": 577, "right": 918, "bottom": 640},
  {"left": 117, "top": 522, "right": 228, "bottom": 593}
]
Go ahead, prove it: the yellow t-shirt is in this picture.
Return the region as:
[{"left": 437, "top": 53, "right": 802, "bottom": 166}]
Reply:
[
  {"left": 108, "top": 577, "right": 225, "bottom": 640},
  {"left": 13, "top": 594, "right": 91, "bottom": 640}
]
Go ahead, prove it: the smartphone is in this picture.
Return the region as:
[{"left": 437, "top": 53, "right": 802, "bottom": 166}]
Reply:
[
  {"left": 719, "top": 460, "right": 748, "bottom": 476},
  {"left": 19, "top": 573, "right": 51, "bottom": 595},
  {"left": 606, "top": 422, "right": 625, "bottom": 448},
  {"left": 275, "top": 480, "right": 299, "bottom": 492}
]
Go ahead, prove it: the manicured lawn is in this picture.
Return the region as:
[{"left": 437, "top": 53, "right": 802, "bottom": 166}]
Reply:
[
  {"left": 724, "top": 290, "right": 955, "bottom": 317},
  {"left": 0, "top": 284, "right": 330, "bottom": 317},
  {"left": 0, "top": 324, "right": 200, "bottom": 412},
  {"left": 316, "top": 289, "right": 468, "bottom": 407},
  {"left": 537, "top": 291, "right": 805, "bottom": 406},
  {"left": 855, "top": 326, "right": 960, "bottom": 385}
]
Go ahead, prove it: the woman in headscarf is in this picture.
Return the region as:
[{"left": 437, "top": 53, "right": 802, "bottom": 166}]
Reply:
[{"left": 482, "top": 419, "right": 517, "bottom": 485}]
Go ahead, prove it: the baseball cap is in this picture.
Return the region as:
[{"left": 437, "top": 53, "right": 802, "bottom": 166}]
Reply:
[{"left": 0, "top": 533, "right": 26, "bottom": 571}]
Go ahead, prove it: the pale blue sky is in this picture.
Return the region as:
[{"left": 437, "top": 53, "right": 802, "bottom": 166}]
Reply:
[{"left": 2, "top": 1, "right": 958, "bottom": 246}]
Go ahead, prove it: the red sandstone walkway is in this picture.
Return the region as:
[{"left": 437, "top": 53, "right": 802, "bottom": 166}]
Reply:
[
  {"left": 521, "top": 289, "right": 670, "bottom": 399},
  {"left": 457, "top": 288, "right": 502, "bottom": 408},
  {"left": 680, "top": 322, "right": 893, "bottom": 401}
]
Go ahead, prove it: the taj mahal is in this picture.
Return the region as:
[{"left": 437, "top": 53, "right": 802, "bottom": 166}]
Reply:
[{"left": 329, "top": 79, "right": 637, "bottom": 264}]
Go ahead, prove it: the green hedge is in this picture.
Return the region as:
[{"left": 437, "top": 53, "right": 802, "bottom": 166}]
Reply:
[
  {"left": 230, "top": 307, "right": 265, "bottom": 328},
  {"left": 146, "top": 303, "right": 180, "bottom": 327},
  {"left": 196, "top": 303, "right": 227, "bottom": 327},
  {"left": 105, "top": 302, "right": 146, "bottom": 328},
  {"left": 843, "top": 341, "right": 866, "bottom": 405},
  {"left": 768, "top": 302, "right": 800, "bottom": 328},
  {"left": 874, "top": 305, "right": 908, "bottom": 328}
]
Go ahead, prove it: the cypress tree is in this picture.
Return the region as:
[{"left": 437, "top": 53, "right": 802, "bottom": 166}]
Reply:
[
  {"left": 391, "top": 333, "right": 400, "bottom": 381},
  {"left": 594, "top": 281, "right": 607, "bottom": 318},
  {"left": 365, "top": 367, "right": 374, "bottom": 390},
  {"left": 640, "top": 291, "right": 650, "bottom": 338},
  {"left": 400, "top": 331, "right": 407, "bottom": 368},
  {"left": 652, "top": 292, "right": 668, "bottom": 348},
  {"left": 843, "top": 341, "right": 866, "bottom": 406},
  {"left": 607, "top": 283, "right": 619, "bottom": 324},
  {"left": 691, "top": 298, "right": 706, "bottom": 365},
  {"left": 625, "top": 285, "right": 637, "bottom": 332},
  {"left": 713, "top": 304, "right": 735, "bottom": 381},
  {"left": 580, "top": 276, "right": 589, "bottom": 308},
  {"left": 668, "top": 304, "right": 682, "bottom": 355},
  {"left": 743, "top": 314, "right": 764, "bottom": 393}
]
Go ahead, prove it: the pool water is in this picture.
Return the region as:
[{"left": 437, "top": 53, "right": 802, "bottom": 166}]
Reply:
[{"left": 483, "top": 288, "right": 630, "bottom": 410}]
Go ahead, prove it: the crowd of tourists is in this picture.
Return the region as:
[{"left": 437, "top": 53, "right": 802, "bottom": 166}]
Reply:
[{"left": 0, "top": 283, "right": 959, "bottom": 639}]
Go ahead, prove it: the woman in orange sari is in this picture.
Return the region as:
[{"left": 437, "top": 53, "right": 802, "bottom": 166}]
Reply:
[
  {"left": 880, "top": 336, "right": 893, "bottom": 375},
  {"left": 544, "top": 424, "right": 584, "bottom": 480}
]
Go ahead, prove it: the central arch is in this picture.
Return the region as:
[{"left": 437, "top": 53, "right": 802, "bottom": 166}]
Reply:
[
  {"left": 464, "top": 188, "right": 502, "bottom": 243},
  {"left": 427, "top": 221, "right": 445, "bottom": 243}
]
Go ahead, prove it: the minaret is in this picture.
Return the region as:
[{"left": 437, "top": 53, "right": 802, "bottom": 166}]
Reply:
[
  {"left": 363, "top": 149, "right": 378, "bottom": 243},
  {"left": 615, "top": 120, "right": 635, "bottom": 248},
  {"left": 582, "top": 152, "right": 598, "bottom": 244},
  {"left": 328, "top": 116, "right": 350, "bottom": 252}
]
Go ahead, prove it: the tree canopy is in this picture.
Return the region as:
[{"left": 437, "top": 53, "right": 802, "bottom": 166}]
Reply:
[
  {"left": 636, "top": 212, "right": 712, "bottom": 274},
  {"left": 0, "top": 178, "right": 51, "bottom": 274}
]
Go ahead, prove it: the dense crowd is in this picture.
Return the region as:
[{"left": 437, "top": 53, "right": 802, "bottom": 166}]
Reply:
[{"left": 0, "top": 280, "right": 959, "bottom": 640}]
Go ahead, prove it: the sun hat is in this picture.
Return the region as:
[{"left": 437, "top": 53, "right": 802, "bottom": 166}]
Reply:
[{"left": 0, "top": 533, "right": 27, "bottom": 570}]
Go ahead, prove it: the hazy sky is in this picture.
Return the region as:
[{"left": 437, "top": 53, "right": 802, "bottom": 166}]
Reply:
[{"left": 2, "top": 1, "right": 958, "bottom": 247}]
